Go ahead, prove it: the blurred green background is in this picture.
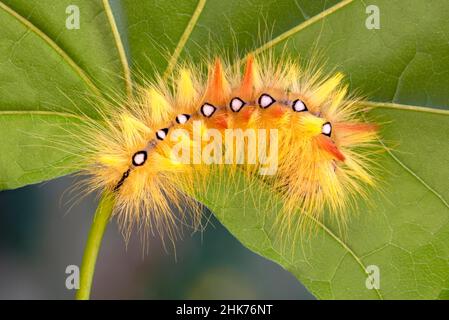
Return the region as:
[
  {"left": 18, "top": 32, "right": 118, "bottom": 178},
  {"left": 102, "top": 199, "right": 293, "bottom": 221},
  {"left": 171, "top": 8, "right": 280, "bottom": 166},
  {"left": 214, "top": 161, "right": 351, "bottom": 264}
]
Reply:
[
  {"left": 0, "top": 176, "right": 313, "bottom": 299},
  {"left": 0, "top": 0, "right": 313, "bottom": 300}
]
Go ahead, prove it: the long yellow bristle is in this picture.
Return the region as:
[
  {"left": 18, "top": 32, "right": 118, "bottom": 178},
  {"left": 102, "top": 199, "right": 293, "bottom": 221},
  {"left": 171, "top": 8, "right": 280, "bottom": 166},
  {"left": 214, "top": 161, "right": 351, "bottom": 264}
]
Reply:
[{"left": 72, "top": 52, "right": 381, "bottom": 242}]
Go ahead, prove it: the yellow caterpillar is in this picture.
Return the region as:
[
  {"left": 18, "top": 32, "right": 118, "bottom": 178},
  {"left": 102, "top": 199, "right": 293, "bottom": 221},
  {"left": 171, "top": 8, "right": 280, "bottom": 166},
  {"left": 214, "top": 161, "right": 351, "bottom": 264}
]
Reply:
[{"left": 74, "top": 53, "right": 380, "bottom": 240}]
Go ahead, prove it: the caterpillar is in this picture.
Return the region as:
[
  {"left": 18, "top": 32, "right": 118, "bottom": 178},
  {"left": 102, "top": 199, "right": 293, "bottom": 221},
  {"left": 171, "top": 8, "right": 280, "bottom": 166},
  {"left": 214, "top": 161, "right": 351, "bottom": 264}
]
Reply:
[{"left": 73, "top": 52, "right": 380, "bottom": 241}]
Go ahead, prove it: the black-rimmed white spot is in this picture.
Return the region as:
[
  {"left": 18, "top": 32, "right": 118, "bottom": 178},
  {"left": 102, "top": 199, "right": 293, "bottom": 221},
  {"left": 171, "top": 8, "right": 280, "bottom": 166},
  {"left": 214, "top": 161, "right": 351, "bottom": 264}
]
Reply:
[
  {"left": 258, "top": 94, "right": 276, "bottom": 109},
  {"left": 322, "top": 122, "right": 332, "bottom": 137},
  {"left": 201, "top": 103, "right": 217, "bottom": 117},
  {"left": 132, "top": 151, "right": 147, "bottom": 166},
  {"left": 176, "top": 114, "right": 190, "bottom": 124},
  {"left": 230, "top": 97, "right": 246, "bottom": 112},
  {"left": 292, "top": 99, "right": 308, "bottom": 112},
  {"left": 156, "top": 128, "right": 169, "bottom": 140}
]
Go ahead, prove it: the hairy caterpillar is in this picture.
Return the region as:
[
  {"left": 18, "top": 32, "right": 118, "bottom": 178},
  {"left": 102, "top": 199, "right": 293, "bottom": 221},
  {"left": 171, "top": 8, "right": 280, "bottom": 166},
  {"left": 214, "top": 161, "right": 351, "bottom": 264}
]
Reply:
[{"left": 73, "top": 53, "right": 379, "bottom": 241}]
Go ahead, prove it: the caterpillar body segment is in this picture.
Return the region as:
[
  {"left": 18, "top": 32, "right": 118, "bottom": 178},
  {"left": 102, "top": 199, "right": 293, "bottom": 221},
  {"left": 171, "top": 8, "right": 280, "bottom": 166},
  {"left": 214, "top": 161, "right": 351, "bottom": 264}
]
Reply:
[{"left": 78, "top": 54, "right": 380, "bottom": 239}]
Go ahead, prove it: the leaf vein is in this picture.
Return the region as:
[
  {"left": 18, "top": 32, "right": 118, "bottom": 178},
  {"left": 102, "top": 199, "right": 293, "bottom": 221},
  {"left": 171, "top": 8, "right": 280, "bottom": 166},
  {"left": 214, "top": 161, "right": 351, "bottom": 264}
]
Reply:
[
  {"left": 162, "top": 0, "right": 207, "bottom": 79},
  {"left": 380, "top": 140, "right": 449, "bottom": 210},
  {"left": 250, "top": 0, "right": 355, "bottom": 56},
  {"left": 102, "top": 0, "right": 133, "bottom": 97},
  {"left": 0, "top": 0, "right": 102, "bottom": 96}
]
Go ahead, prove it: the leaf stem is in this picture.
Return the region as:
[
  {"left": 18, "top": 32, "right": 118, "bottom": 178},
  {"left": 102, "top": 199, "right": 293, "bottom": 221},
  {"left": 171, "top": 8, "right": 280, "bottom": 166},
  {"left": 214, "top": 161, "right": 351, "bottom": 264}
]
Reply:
[{"left": 76, "top": 191, "right": 115, "bottom": 300}]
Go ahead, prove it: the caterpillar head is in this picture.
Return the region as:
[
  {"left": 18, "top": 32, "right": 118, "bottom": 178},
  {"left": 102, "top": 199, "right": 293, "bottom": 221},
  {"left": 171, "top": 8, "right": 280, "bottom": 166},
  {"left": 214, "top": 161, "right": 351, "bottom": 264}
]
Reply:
[
  {"left": 276, "top": 72, "right": 379, "bottom": 225},
  {"left": 296, "top": 113, "right": 346, "bottom": 162}
]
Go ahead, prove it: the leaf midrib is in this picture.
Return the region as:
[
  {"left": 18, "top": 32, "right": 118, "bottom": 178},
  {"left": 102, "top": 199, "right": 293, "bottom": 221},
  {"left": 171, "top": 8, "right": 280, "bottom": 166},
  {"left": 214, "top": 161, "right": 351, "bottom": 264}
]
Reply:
[
  {"left": 102, "top": 0, "right": 133, "bottom": 97},
  {"left": 365, "top": 101, "right": 449, "bottom": 116},
  {"left": 251, "top": 0, "right": 355, "bottom": 56},
  {"left": 162, "top": 0, "right": 207, "bottom": 80}
]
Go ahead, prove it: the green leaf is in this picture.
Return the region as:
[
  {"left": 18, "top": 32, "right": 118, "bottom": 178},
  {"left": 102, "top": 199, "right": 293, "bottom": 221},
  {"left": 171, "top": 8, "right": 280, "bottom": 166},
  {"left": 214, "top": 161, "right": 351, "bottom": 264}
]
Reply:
[
  {"left": 1, "top": 0, "right": 449, "bottom": 299},
  {"left": 198, "top": 0, "right": 449, "bottom": 299},
  {"left": 196, "top": 105, "right": 449, "bottom": 299},
  {"left": 0, "top": 111, "right": 85, "bottom": 190},
  {"left": 122, "top": 0, "right": 449, "bottom": 298},
  {"left": 0, "top": 0, "right": 130, "bottom": 189},
  {"left": 256, "top": 0, "right": 449, "bottom": 110},
  {"left": 123, "top": 0, "right": 340, "bottom": 80}
]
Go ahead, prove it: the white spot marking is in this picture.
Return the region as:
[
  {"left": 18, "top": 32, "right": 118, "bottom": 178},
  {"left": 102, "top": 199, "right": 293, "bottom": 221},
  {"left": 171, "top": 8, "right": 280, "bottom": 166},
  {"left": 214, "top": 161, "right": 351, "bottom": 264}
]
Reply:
[
  {"left": 133, "top": 153, "right": 146, "bottom": 165},
  {"left": 322, "top": 122, "right": 332, "bottom": 136},
  {"left": 201, "top": 103, "right": 216, "bottom": 117},
  {"left": 230, "top": 97, "right": 245, "bottom": 112},
  {"left": 156, "top": 129, "right": 167, "bottom": 140},
  {"left": 292, "top": 99, "right": 307, "bottom": 112},
  {"left": 259, "top": 94, "right": 275, "bottom": 108},
  {"left": 176, "top": 114, "right": 189, "bottom": 124}
]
